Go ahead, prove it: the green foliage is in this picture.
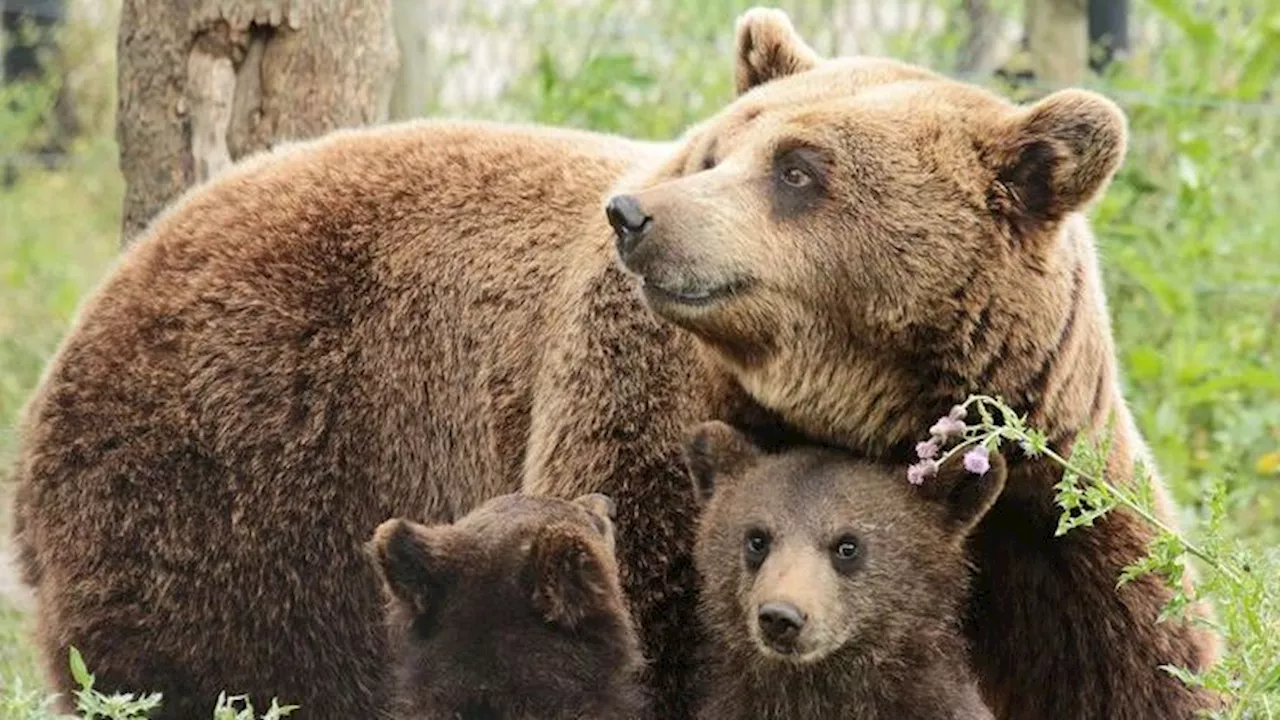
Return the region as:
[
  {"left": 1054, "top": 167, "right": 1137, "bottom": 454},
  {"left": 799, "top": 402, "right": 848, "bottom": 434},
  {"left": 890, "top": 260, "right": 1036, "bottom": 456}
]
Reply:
[
  {"left": 0, "top": 649, "right": 297, "bottom": 720},
  {"left": 1093, "top": 0, "right": 1280, "bottom": 545},
  {"left": 931, "top": 395, "right": 1280, "bottom": 717},
  {"left": 67, "top": 647, "right": 163, "bottom": 720}
]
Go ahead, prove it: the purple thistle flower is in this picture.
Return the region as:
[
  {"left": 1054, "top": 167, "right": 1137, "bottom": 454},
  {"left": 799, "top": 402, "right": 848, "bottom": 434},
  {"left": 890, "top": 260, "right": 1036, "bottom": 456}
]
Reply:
[
  {"left": 963, "top": 446, "right": 991, "bottom": 476},
  {"left": 907, "top": 459, "right": 938, "bottom": 486},
  {"left": 948, "top": 404, "right": 967, "bottom": 422},
  {"left": 929, "top": 416, "right": 966, "bottom": 442},
  {"left": 915, "top": 439, "right": 940, "bottom": 460}
]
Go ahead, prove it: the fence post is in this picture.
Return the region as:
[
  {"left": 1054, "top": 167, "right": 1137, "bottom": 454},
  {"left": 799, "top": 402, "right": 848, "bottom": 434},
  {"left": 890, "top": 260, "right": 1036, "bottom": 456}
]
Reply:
[{"left": 1088, "top": 0, "right": 1130, "bottom": 72}]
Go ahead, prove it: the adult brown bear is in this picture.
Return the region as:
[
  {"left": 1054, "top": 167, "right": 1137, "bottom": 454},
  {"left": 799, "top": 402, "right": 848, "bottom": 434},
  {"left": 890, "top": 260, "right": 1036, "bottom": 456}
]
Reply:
[{"left": 11, "top": 7, "right": 1215, "bottom": 719}]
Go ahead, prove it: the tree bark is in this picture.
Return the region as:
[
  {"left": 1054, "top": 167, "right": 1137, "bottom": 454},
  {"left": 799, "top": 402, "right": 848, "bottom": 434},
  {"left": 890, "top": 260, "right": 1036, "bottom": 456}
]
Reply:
[
  {"left": 388, "top": 0, "right": 432, "bottom": 120},
  {"left": 115, "top": 0, "right": 399, "bottom": 246},
  {"left": 1025, "top": 0, "right": 1088, "bottom": 85},
  {"left": 957, "top": 0, "right": 1006, "bottom": 75}
]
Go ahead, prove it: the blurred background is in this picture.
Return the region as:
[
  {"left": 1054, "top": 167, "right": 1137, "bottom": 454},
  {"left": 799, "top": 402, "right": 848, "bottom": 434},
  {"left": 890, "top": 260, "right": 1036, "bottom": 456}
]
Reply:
[{"left": 1, "top": 0, "right": 1277, "bottom": 705}]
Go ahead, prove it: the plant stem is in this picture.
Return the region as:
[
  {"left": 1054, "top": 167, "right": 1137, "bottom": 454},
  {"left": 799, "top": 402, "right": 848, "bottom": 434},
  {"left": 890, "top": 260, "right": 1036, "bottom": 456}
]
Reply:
[{"left": 956, "top": 396, "right": 1237, "bottom": 582}]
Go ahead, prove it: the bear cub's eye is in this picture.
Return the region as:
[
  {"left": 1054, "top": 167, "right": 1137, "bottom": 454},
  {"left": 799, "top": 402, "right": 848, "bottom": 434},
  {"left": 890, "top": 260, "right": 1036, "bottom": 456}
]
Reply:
[
  {"left": 744, "top": 530, "right": 771, "bottom": 569},
  {"left": 779, "top": 166, "right": 812, "bottom": 188},
  {"left": 831, "top": 535, "right": 863, "bottom": 571}
]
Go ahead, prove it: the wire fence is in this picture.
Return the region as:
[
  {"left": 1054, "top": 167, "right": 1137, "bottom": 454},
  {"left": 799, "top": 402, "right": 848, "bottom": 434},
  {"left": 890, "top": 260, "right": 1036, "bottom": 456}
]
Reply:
[{"left": 1, "top": 2, "right": 1278, "bottom": 281}]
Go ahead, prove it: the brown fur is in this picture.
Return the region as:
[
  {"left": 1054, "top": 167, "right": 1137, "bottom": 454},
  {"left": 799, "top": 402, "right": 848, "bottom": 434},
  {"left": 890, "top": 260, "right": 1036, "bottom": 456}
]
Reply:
[
  {"left": 685, "top": 421, "right": 1003, "bottom": 720},
  {"left": 369, "top": 492, "right": 647, "bottom": 720},
  {"left": 11, "top": 7, "right": 1213, "bottom": 719}
]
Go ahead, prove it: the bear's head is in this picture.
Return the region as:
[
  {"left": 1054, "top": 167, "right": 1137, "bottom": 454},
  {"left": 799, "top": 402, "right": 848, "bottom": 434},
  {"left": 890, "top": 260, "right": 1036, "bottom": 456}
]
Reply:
[
  {"left": 608, "top": 7, "right": 1128, "bottom": 453},
  {"left": 684, "top": 420, "right": 1006, "bottom": 664},
  {"left": 368, "top": 492, "right": 645, "bottom": 718}
]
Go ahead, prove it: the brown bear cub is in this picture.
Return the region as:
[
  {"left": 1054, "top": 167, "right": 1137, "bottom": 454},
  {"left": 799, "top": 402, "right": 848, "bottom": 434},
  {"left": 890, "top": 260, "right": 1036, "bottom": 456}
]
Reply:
[
  {"left": 369, "top": 492, "right": 648, "bottom": 720},
  {"left": 685, "top": 421, "right": 1004, "bottom": 720}
]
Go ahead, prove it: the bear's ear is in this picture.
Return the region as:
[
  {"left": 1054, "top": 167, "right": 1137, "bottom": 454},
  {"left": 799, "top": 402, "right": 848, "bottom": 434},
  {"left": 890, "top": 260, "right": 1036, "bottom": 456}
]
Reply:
[
  {"left": 734, "top": 7, "right": 821, "bottom": 95},
  {"left": 683, "top": 420, "right": 762, "bottom": 504},
  {"left": 987, "top": 89, "right": 1127, "bottom": 232},
  {"left": 527, "top": 522, "right": 617, "bottom": 631},
  {"left": 918, "top": 449, "right": 1008, "bottom": 539},
  {"left": 369, "top": 518, "right": 460, "bottom": 616}
]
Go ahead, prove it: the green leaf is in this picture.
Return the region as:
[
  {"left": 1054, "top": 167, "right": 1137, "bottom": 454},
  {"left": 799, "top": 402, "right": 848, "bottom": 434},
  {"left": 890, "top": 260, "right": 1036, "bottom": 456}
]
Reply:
[
  {"left": 1160, "top": 664, "right": 1206, "bottom": 688},
  {"left": 69, "top": 646, "right": 93, "bottom": 691}
]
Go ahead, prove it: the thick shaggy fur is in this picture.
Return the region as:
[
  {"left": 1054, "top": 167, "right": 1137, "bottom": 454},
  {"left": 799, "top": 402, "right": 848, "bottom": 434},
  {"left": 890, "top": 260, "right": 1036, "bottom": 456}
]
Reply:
[
  {"left": 370, "top": 493, "right": 647, "bottom": 720},
  {"left": 687, "top": 421, "right": 1000, "bottom": 720},
  {"left": 12, "top": 7, "right": 1214, "bottom": 719}
]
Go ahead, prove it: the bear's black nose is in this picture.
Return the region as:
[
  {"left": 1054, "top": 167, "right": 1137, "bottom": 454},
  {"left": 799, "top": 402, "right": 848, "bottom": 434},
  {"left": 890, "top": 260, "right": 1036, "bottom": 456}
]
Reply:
[
  {"left": 604, "top": 194, "right": 652, "bottom": 260},
  {"left": 758, "top": 602, "right": 806, "bottom": 649}
]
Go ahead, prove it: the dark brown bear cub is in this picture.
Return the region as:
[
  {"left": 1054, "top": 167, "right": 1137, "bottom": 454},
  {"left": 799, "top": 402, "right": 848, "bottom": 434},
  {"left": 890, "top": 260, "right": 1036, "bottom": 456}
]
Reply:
[
  {"left": 369, "top": 492, "right": 647, "bottom": 720},
  {"left": 685, "top": 422, "right": 1004, "bottom": 720}
]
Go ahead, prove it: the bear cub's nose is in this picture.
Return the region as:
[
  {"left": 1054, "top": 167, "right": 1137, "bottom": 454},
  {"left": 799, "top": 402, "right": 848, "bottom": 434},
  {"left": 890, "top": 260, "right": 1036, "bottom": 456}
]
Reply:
[
  {"left": 605, "top": 194, "right": 652, "bottom": 260},
  {"left": 757, "top": 602, "right": 807, "bottom": 650}
]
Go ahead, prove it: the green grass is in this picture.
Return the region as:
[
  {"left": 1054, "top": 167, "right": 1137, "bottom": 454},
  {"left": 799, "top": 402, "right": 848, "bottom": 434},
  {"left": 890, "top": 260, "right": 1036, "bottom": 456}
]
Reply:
[
  {"left": 1, "top": 0, "right": 1278, "bottom": 716},
  {"left": 0, "top": 129, "right": 124, "bottom": 700}
]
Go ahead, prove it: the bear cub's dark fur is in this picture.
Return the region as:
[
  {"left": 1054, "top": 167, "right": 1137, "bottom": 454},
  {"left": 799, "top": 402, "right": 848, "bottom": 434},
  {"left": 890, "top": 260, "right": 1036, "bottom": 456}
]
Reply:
[{"left": 369, "top": 492, "right": 647, "bottom": 720}]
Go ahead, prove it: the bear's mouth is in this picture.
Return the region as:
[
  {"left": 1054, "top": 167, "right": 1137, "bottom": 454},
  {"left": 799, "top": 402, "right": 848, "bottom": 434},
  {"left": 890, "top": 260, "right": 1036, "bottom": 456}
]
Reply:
[{"left": 641, "top": 277, "right": 749, "bottom": 307}]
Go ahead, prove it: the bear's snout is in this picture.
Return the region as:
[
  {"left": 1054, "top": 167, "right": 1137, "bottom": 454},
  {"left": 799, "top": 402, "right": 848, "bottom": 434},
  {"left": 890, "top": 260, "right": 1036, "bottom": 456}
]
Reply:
[
  {"left": 605, "top": 194, "right": 652, "bottom": 260},
  {"left": 757, "top": 601, "right": 807, "bottom": 652}
]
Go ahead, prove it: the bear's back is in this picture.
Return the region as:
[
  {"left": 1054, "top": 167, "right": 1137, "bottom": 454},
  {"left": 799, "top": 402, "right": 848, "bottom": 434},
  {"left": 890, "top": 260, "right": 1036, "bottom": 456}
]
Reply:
[{"left": 10, "top": 118, "right": 664, "bottom": 720}]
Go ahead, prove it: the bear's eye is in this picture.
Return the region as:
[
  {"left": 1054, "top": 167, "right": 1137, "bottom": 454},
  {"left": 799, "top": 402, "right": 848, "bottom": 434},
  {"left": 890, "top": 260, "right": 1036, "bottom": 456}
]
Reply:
[
  {"left": 744, "top": 530, "right": 771, "bottom": 569},
  {"left": 779, "top": 166, "right": 812, "bottom": 188},
  {"left": 701, "top": 153, "right": 717, "bottom": 171},
  {"left": 831, "top": 535, "right": 863, "bottom": 571}
]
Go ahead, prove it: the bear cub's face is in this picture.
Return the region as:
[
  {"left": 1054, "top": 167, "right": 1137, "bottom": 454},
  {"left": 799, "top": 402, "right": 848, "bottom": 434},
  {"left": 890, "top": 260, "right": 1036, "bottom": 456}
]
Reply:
[
  {"left": 369, "top": 492, "right": 643, "bottom": 718},
  {"left": 685, "top": 421, "right": 1006, "bottom": 665}
]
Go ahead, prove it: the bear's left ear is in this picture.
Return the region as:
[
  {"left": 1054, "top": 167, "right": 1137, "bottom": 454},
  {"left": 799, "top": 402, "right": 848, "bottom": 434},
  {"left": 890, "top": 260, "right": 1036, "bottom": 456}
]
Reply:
[
  {"left": 917, "top": 449, "right": 1008, "bottom": 539},
  {"left": 368, "top": 518, "right": 461, "bottom": 616},
  {"left": 528, "top": 523, "right": 618, "bottom": 631},
  {"left": 987, "top": 89, "right": 1128, "bottom": 232},
  {"left": 734, "top": 8, "right": 822, "bottom": 95}
]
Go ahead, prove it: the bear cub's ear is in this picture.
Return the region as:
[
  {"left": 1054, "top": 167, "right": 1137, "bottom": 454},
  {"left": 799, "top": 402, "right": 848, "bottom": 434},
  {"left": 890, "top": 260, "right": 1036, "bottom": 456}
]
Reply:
[
  {"left": 528, "top": 523, "right": 618, "bottom": 631},
  {"left": 734, "top": 7, "right": 822, "bottom": 95},
  {"left": 988, "top": 89, "right": 1128, "bottom": 231},
  {"left": 369, "top": 518, "right": 460, "bottom": 616},
  {"left": 683, "top": 421, "right": 763, "bottom": 503},
  {"left": 918, "top": 450, "right": 1008, "bottom": 539}
]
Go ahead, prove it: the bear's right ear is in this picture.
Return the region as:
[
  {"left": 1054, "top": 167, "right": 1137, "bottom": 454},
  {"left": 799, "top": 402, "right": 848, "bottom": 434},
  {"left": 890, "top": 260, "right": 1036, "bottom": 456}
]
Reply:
[
  {"left": 734, "top": 8, "right": 821, "bottom": 95},
  {"left": 528, "top": 522, "right": 618, "bottom": 631},
  {"left": 917, "top": 450, "right": 1008, "bottom": 539},
  {"left": 368, "top": 518, "right": 460, "bottom": 616},
  {"left": 986, "top": 89, "right": 1128, "bottom": 233},
  {"left": 683, "top": 421, "right": 762, "bottom": 503}
]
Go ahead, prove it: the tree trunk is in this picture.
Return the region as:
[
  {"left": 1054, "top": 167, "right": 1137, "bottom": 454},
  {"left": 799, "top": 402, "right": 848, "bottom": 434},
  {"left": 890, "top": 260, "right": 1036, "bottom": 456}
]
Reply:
[
  {"left": 957, "top": 0, "right": 1007, "bottom": 75},
  {"left": 388, "top": 0, "right": 432, "bottom": 120},
  {"left": 1025, "top": 0, "right": 1088, "bottom": 85},
  {"left": 115, "top": 0, "right": 399, "bottom": 246}
]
